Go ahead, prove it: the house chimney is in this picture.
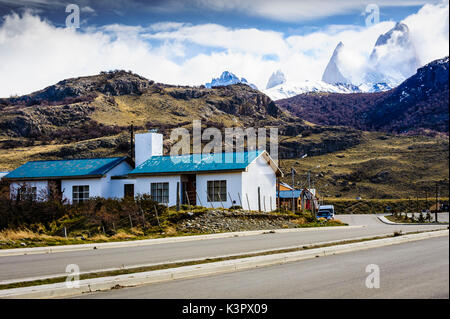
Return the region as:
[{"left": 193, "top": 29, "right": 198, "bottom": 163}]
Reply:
[{"left": 135, "top": 130, "right": 163, "bottom": 166}]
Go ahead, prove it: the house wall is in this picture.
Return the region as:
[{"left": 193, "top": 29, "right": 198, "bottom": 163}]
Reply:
[
  {"left": 196, "top": 172, "right": 243, "bottom": 209},
  {"left": 242, "top": 155, "right": 277, "bottom": 212},
  {"left": 10, "top": 180, "right": 49, "bottom": 201},
  {"left": 103, "top": 161, "right": 134, "bottom": 199},
  {"left": 61, "top": 161, "right": 134, "bottom": 203},
  {"left": 134, "top": 175, "right": 182, "bottom": 206},
  {"left": 61, "top": 178, "right": 106, "bottom": 203}
]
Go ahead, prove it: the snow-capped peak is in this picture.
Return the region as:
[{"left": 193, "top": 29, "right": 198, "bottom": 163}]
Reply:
[
  {"left": 322, "top": 41, "right": 351, "bottom": 85},
  {"left": 266, "top": 70, "right": 286, "bottom": 89},
  {"left": 205, "top": 71, "right": 258, "bottom": 90}
]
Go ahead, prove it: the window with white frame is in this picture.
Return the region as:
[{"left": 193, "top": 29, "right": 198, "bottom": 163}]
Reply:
[
  {"left": 18, "top": 186, "right": 37, "bottom": 201},
  {"left": 151, "top": 182, "right": 169, "bottom": 204},
  {"left": 207, "top": 180, "right": 227, "bottom": 202},
  {"left": 72, "top": 185, "right": 89, "bottom": 203}
]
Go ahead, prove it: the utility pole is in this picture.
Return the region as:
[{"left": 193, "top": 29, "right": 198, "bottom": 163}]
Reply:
[
  {"left": 291, "top": 167, "right": 297, "bottom": 214},
  {"left": 307, "top": 171, "right": 311, "bottom": 190},
  {"left": 435, "top": 182, "right": 439, "bottom": 223}
]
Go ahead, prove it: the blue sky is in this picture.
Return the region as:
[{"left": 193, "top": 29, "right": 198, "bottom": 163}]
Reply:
[
  {"left": 0, "top": 0, "right": 448, "bottom": 97},
  {"left": 0, "top": 0, "right": 428, "bottom": 33}
]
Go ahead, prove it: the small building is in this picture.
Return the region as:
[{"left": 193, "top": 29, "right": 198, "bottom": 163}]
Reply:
[
  {"left": 4, "top": 131, "right": 282, "bottom": 212},
  {"left": 277, "top": 187, "right": 319, "bottom": 212}
]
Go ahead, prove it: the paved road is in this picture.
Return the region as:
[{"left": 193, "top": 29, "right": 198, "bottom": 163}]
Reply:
[
  {"left": 76, "top": 235, "right": 449, "bottom": 299},
  {"left": 0, "top": 215, "right": 447, "bottom": 282}
]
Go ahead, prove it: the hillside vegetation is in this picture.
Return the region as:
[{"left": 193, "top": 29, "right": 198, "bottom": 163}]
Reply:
[{"left": 0, "top": 70, "right": 448, "bottom": 199}]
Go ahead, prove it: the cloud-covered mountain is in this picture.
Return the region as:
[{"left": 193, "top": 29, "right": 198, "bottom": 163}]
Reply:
[
  {"left": 364, "top": 22, "right": 421, "bottom": 88},
  {"left": 205, "top": 71, "right": 258, "bottom": 90},
  {"left": 263, "top": 21, "right": 429, "bottom": 100}
]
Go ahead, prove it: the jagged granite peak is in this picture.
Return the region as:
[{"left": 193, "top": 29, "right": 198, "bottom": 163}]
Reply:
[
  {"left": 367, "top": 22, "right": 420, "bottom": 86},
  {"left": 322, "top": 41, "right": 351, "bottom": 85},
  {"left": 374, "top": 22, "right": 410, "bottom": 47},
  {"left": 266, "top": 70, "right": 286, "bottom": 89},
  {"left": 205, "top": 71, "right": 258, "bottom": 90}
]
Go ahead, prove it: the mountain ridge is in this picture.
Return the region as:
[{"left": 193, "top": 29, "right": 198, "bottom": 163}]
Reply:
[{"left": 276, "top": 56, "right": 449, "bottom": 135}]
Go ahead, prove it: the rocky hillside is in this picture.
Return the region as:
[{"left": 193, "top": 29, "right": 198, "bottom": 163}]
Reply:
[
  {"left": 276, "top": 56, "right": 449, "bottom": 135},
  {"left": 0, "top": 70, "right": 359, "bottom": 167},
  {"left": 0, "top": 70, "right": 447, "bottom": 199}
]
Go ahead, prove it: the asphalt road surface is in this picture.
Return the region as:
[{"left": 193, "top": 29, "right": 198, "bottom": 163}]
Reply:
[
  {"left": 0, "top": 214, "right": 447, "bottom": 282},
  {"left": 76, "top": 235, "right": 449, "bottom": 299}
]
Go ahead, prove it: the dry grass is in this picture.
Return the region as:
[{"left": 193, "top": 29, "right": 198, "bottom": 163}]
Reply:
[{"left": 0, "top": 229, "right": 57, "bottom": 241}]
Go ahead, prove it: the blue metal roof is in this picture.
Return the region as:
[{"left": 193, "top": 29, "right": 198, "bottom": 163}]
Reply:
[
  {"left": 130, "top": 150, "right": 263, "bottom": 175},
  {"left": 4, "top": 157, "right": 128, "bottom": 180},
  {"left": 277, "top": 190, "right": 302, "bottom": 198}
]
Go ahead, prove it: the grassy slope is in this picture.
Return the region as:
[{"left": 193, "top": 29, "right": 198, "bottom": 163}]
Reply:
[{"left": 280, "top": 131, "right": 449, "bottom": 199}]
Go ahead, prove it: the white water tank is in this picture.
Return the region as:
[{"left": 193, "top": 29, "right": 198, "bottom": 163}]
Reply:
[{"left": 135, "top": 131, "right": 163, "bottom": 167}]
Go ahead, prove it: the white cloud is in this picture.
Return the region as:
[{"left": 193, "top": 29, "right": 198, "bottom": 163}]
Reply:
[
  {"left": 0, "top": 2, "right": 448, "bottom": 98},
  {"left": 81, "top": 6, "right": 95, "bottom": 14},
  {"left": 403, "top": 1, "right": 449, "bottom": 65},
  {"left": 193, "top": 0, "right": 437, "bottom": 22}
]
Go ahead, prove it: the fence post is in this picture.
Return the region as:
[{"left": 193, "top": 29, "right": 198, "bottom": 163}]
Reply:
[
  {"left": 246, "top": 193, "right": 251, "bottom": 212},
  {"left": 112, "top": 222, "right": 116, "bottom": 233},
  {"left": 154, "top": 205, "right": 161, "bottom": 229},
  {"left": 129, "top": 214, "right": 133, "bottom": 228},
  {"left": 258, "top": 187, "right": 261, "bottom": 212},
  {"left": 218, "top": 192, "right": 225, "bottom": 209},
  {"left": 176, "top": 182, "right": 180, "bottom": 212},
  {"left": 264, "top": 196, "right": 266, "bottom": 212},
  {"left": 228, "top": 192, "right": 233, "bottom": 207},
  {"left": 185, "top": 190, "right": 191, "bottom": 210},
  {"left": 64, "top": 226, "right": 67, "bottom": 239},
  {"left": 238, "top": 192, "right": 243, "bottom": 209},
  {"left": 206, "top": 191, "right": 214, "bottom": 209},
  {"left": 270, "top": 196, "right": 273, "bottom": 212},
  {"left": 196, "top": 191, "right": 203, "bottom": 207}
]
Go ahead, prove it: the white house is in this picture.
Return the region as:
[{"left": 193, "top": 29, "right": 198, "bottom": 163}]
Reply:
[{"left": 4, "top": 131, "right": 282, "bottom": 212}]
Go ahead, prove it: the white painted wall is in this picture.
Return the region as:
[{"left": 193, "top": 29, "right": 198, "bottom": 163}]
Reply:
[
  {"left": 135, "top": 132, "right": 163, "bottom": 167},
  {"left": 134, "top": 175, "right": 181, "bottom": 206},
  {"left": 242, "top": 154, "right": 277, "bottom": 212},
  {"left": 196, "top": 172, "right": 242, "bottom": 209},
  {"left": 103, "top": 161, "right": 134, "bottom": 199},
  {"left": 62, "top": 161, "right": 134, "bottom": 203},
  {"left": 10, "top": 180, "right": 49, "bottom": 201},
  {"left": 61, "top": 178, "right": 106, "bottom": 203}
]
